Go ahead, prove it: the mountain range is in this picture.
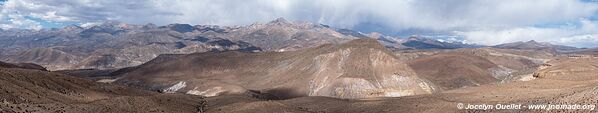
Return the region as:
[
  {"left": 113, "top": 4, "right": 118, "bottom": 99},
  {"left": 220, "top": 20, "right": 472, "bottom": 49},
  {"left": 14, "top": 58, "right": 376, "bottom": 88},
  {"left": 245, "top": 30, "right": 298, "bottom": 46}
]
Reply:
[
  {"left": 493, "top": 40, "right": 580, "bottom": 52},
  {"left": 2, "top": 18, "right": 597, "bottom": 112},
  {"left": 0, "top": 18, "right": 499, "bottom": 71}
]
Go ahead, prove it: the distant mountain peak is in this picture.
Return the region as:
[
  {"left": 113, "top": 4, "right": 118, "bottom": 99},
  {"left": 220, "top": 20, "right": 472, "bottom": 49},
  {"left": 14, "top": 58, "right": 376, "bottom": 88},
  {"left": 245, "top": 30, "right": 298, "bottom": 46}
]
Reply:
[
  {"left": 65, "top": 25, "right": 83, "bottom": 28},
  {"left": 494, "top": 40, "right": 579, "bottom": 51},
  {"left": 407, "top": 36, "right": 429, "bottom": 41},
  {"left": 399, "top": 36, "right": 481, "bottom": 49},
  {"left": 271, "top": 17, "right": 289, "bottom": 23},
  {"left": 268, "top": 17, "right": 292, "bottom": 25},
  {"left": 525, "top": 40, "right": 543, "bottom": 45},
  {"left": 527, "top": 40, "right": 537, "bottom": 43},
  {"left": 62, "top": 25, "right": 84, "bottom": 31},
  {"left": 142, "top": 23, "right": 157, "bottom": 29},
  {"left": 164, "top": 23, "right": 194, "bottom": 33}
]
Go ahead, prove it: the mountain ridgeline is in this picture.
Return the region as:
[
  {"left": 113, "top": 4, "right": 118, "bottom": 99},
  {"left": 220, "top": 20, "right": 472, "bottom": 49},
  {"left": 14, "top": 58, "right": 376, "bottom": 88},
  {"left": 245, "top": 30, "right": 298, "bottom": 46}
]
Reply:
[
  {"left": 0, "top": 18, "right": 362, "bottom": 70},
  {"left": 0, "top": 18, "right": 493, "bottom": 71}
]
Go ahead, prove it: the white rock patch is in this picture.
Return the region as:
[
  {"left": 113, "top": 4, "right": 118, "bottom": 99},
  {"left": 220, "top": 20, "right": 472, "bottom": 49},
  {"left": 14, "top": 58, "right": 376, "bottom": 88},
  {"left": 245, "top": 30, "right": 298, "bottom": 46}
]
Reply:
[
  {"left": 418, "top": 81, "right": 434, "bottom": 93},
  {"left": 162, "top": 81, "right": 186, "bottom": 93},
  {"left": 186, "top": 87, "right": 225, "bottom": 97}
]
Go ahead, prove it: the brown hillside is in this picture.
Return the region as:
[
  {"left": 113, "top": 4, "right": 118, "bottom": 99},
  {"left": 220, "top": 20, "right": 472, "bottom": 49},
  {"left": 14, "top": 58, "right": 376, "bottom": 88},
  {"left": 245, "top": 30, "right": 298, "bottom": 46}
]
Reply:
[
  {"left": 534, "top": 57, "right": 598, "bottom": 81},
  {"left": 1, "top": 48, "right": 81, "bottom": 70},
  {"left": 115, "top": 39, "right": 437, "bottom": 99},
  {"left": 408, "top": 48, "right": 551, "bottom": 90},
  {"left": 202, "top": 58, "right": 598, "bottom": 112},
  {"left": 0, "top": 61, "right": 205, "bottom": 113}
]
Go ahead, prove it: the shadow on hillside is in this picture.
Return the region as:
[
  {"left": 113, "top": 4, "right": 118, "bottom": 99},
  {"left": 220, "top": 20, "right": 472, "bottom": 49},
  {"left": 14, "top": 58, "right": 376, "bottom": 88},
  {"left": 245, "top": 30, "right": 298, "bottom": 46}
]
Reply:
[{"left": 247, "top": 88, "right": 307, "bottom": 100}]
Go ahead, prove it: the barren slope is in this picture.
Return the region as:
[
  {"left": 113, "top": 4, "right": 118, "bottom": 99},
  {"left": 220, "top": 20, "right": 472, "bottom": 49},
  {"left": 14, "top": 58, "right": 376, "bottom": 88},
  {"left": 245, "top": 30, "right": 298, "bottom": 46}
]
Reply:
[
  {"left": 534, "top": 57, "right": 598, "bottom": 81},
  {"left": 408, "top": 48, "right": 551, "bottom": 90},
  {"left": 115, "top": 39, "right": 436, "bottom": 99},
  {"left": 203, "top": 58, "right": 598, "bottom": 113},
  {"left": 0, "top": 61, "right": 205, "bottom": 113}
]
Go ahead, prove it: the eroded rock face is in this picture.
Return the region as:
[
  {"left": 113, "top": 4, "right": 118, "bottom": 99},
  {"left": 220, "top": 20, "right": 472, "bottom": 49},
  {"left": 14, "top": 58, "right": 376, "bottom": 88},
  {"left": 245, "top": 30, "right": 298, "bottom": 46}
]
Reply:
[
  {"left": 307, "top": 48, "right": 434, "bottom": 98},
  {"left": 162, "top": 81, "right": 187, "bottom": 93},
  {"left": 115, "top": 39, "right": 437, "bottom": 99}
]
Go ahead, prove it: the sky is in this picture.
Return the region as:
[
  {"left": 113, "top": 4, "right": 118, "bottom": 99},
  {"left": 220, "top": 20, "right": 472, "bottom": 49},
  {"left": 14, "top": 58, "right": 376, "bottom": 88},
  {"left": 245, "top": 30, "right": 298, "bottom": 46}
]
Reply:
[{"left": 1, "top": 0, "right": 598, "bottom": 47}]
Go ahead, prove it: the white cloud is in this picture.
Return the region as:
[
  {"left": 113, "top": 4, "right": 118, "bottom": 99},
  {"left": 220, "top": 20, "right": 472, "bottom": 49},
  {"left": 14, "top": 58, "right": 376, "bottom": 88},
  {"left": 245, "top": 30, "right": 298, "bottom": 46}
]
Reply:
[
  {"left": 0, "top": 16, "right": 42, "bottom": 30},
  {"left": 3, "top": 0, "right": 597, "bottom": 28},
  {"left": 0, "top": 1, "right": 41, "bottom": 29},
  {"left": 35, "top": 11, "right": 75, "bottom": 22},
  {"left": 455, "top": 27, "right": 564, "bottom": 45},
  {"left": 560, "top": 34, "right": 598, "bottom": 47},
  {"left": 79, "top": 22, "right": 101, "bottom": 28},
  {"left": 456, "top": 19, "right": 598, "bottom": 47},
  {"left": 0, "top": 0, "right": 177, "bottom": 29}
]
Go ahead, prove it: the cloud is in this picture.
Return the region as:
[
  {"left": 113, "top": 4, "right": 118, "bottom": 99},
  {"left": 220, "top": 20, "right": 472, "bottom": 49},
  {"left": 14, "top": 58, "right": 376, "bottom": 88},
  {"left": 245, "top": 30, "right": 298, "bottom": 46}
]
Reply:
[
  {"left": 0, "top": 1, "right": 39, "bottom": 29},
  {"left": 156, "top": 0, "right": 598, "bottom": 32},
  {"left": 0, "top": 0, "right": 177, "bottom": 29},
  {"left": 456, "top": 19, "right": 598, "bottom": 47},
  {"left": 3, "top": 0, "right": 596, "bottom": 28},
  {"left": 1, "top": 0, "right": 598, "bottom": 47},
  {"left": 559, "top": 34, "right": 598, "bottom": 47}
]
